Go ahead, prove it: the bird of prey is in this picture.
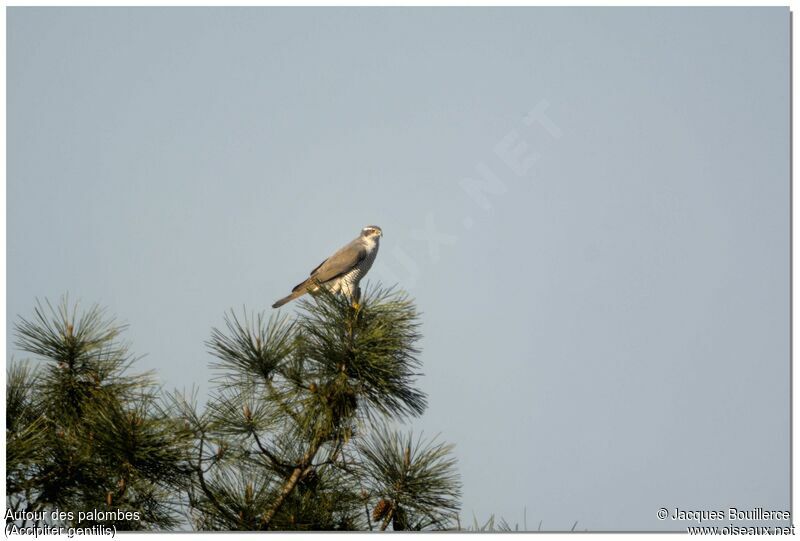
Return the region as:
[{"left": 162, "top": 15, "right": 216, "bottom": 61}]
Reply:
[{"left": 272, "top": 225, "right": 383, "bottom": 309}]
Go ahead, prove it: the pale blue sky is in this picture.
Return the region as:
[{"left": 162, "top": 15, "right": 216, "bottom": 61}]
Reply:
[{"left": 8, "top": 7, "right": 790, "bottom": 531}]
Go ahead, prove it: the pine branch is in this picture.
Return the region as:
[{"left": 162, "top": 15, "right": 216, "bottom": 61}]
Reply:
[
  {"left": 260, "top": 433, "right": 323, "bottom": 528},
  {"left": 193, "top": 433, "right": 246, "bottom": 529},
  {"left": 296, "top": 285, "right": 428, "bottom": 421},
  {"left": 178, "top": 283, "right": 461, "bottom": 531},
  {"left": 358, "top": 425, "right": 462, "bottom": 531},
  {"left": 8, "top": 297, "right": 190, "bottom": 530}
]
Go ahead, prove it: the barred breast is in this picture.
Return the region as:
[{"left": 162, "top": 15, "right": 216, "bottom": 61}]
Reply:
[{"left": 337, "top": 242, "right": 379, "bottom": 297}]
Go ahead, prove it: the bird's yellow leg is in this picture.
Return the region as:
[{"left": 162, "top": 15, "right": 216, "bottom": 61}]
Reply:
[{"left": 351, "top": 286, "right": 362, "bottom": 313}]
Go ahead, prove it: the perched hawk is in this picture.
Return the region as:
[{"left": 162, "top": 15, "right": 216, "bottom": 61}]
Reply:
[{"left": 272, "top": 225, "right": 383, "bottom": 309}]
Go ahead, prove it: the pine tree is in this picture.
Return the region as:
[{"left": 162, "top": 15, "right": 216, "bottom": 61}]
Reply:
[
  {"left": 173, "top": 285, "right": 461, "bottom": 531},
  {"left": 6, "top": 299, "right": 191, "bottom": 530},
  {"left": 7, "top": 286, "right": 462, "bottom": 531}
]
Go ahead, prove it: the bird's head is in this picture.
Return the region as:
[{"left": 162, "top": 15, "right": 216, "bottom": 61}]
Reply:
[{"left": 361, "top": 225, "right": 383, "bottom": 239}]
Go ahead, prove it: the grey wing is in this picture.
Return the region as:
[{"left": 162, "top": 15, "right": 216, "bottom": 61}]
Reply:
[{"left": 292, "top": 241, "right": 366, "bottom": 292}]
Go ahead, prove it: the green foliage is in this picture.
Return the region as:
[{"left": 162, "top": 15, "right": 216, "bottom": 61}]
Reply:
[
  {"left": 295, "top": 287, "right": 427, "bottom": 420},
  {"left": 7, "top": 286, "right": 462, "bottom": 531},
  {"left": 6, "top": 361, "right": 47, "bottom": 498},
  {"left": 357, "top": 426, "right": 461, "bottom": 530},
  {"left": 459, "top": 512, "right": 582, "bottom": 533},
  {"left": 6, "top": 298, "right": 191, "bottom": 530},
  {"left": 176, "top": 284, "right": 461, "bottom": 531}
]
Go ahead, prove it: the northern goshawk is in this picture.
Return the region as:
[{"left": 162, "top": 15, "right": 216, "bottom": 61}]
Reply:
[{"left": 272, "top": 225, "right": 383, "bottom": 309}]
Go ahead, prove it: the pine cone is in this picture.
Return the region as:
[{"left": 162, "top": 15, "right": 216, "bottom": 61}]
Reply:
[{"left": 372, "top": 499, "right": 393, "bottom": 522}]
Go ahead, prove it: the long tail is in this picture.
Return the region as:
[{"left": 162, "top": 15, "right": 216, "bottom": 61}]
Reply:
[
  {"left": 272, "top": 277, "right": 315, "bottom": 308},
  {"left": 272, "top": 289, "right": 308, "bottom": 308}
]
